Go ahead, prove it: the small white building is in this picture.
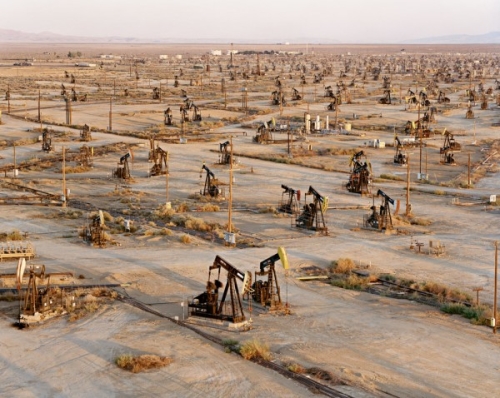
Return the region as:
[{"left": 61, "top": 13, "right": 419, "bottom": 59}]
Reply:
[
  {"left": 175, "top": 54, "right": 183, "bottom": 60},
  {"left": 159, "top": 55, "right": 168, "bottom": 60},
  {"left": 227, "top": 50, "right": 238, "bottom": 56},
  {"left": 210, "top": 50, "right": 222, "bottom": 56},
  {"left": 75, "top": 62, "right": 96, "bottom": 68}
]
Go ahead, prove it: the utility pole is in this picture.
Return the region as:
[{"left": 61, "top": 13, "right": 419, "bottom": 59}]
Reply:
[
  {"left": 108, "top": 97, "right": 112, "bottom": 131},
  {"left": 468, "top": 153, "right": 471, "bottom": 187},
  {"left": 37, "top": 90, "right": 41, "bottom": 123},
  {"left": 406, "top": 154, "right": 411, "bottom": 216},
  {"left": 113, "top": 79, "right": 116, "bottom": 97},
  {"left": 13, "top": 144, "right": 16, "bottom": 178},
  {"left": 228, "top": 136, "right": 233, "bottom": 237},
  {"left": 418, "top": 104, "right": 422, "bottom": 175},
  {"left": 494, "top": 241, "right": 498, "bottom": 334},
  {"left": 159, "top": 81, "right": 162, "bottom": 103},
  {"left": 7, "top": 84, "right": 10, "bottom": 114},
  {"left": 165, "top": 152, "right": 169, "bottom": 204},
  {"left": 62, "top": 146, "right": 67, "bottom": 208},
  {"left": 66, "top": 97, "right": 72, "bottom": 125}
]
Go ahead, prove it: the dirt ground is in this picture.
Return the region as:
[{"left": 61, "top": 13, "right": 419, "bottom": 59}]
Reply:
[{"left": 0, "top": 43, "right": 500, "bottom": 398}]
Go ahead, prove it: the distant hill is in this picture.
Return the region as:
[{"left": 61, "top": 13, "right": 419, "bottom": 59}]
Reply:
[
  {"left": 403, "top": 31, "right": 500, "bottom": 44},
  {"left": 0, "top": 28, "right": 154, "bottom": 43},
  {"left": 0, "top": 28, "right": 340, "bottom": 44}
]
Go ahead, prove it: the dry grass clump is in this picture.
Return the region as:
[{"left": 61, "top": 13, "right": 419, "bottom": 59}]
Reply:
[
  {"left": 198, "top": 203, "right": 220, "bottom": 212},
  {"left": 331, "top": 274, "right": 370, "bottom": 290},
  {"left": 222, "top": 339, "right": 240, "bottom": 353},
  {"left": 180, "top": 234, "right": 192, "bottom": 244},
  {"left": 153, "top": 204, "right": 176, "bottom": 219},
  {"left": 379, "top": 174, "right": 404, "bottom": 181},
  {"left": 319, "top": 147, "right": 358, "bottom": 156},
  {"left": 329, "top": 258, "right": 355, "bottom": 274},
  {"left": 115, "top": 354, "right": 173, "bottom": 373},
  {"left": 176, "top": 202, "right": 190, "bottom": 213},
  {"left": 258, "top": 206, "right": 278, "bottom": 214},
  {"left": 60, "top": 210, "right": 83, "bottom": 219},
  {"left": 0, "top": 230, "right": 25, "bottom": 241},
  {"left": 64, "top": 165, "right": 91, "bottom": 174},
  {"left": 240, "top": 339, "right": 271, "bottom": 361},
  {"left": 287, "top": 362, "right": 307, "bottom": 374},
  {"left": 441, "top": 303, "right": 496, "bottom": 325}
]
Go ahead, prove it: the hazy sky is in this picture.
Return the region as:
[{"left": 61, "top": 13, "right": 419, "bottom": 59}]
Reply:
[{"left": 2, "top": 0, "right": 499, "bottom": 43}]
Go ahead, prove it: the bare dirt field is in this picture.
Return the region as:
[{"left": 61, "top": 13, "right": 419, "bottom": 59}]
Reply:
[{"left": 0, "top": 43, "right": 499, "bottom": 398}]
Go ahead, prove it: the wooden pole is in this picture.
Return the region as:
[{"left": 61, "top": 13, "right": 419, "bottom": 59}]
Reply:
[
  {"left": 159, "top": 81, "right": 162, "bottom": 103},
  {"left": 406, "top": 154, "right": 411, "bottom": 216},
  {"left": 228, "top": 136, "right": 233, "bottom": 235},
  {"left": 468, "top": 153, "right": 471, "bottom": 187},
  {"left": 62, "top": 146, "right": 66, "bottom": 208},
  {"left": 37, "top": 90, "right": 41, "bottom": 122},
  {"left": 165, "top": 152, "right": 169, "bottom": 203},
  {"left": 494, "top": 241, "right": 498, "bottom": 334},
  {"left": 108, "top": 97, "right": 112, "bottom": 131},
  {"left": 13, "top": 144, "right": 16, "bottom": 178}
]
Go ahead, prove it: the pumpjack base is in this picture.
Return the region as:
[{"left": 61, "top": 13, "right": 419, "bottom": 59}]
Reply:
[{"left": 187, "top": 315, "right": 252, "bottom": 331}]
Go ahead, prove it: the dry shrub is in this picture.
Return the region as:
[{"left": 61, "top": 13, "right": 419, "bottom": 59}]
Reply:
[
  {"left": 3, "top": 230, "right": 24, "bottom": 241},
  {"left": 258, "top": 206, "right": 277, "bottom": 214},
  {"left": 240, "top": 340, "right": 271, "bottom": 361},
  {"left": 184, "top": 217, "right": 211, "bottom": 232},
  {"left": 155, "top": 204, "right": 176, "bottom": 219},
  {"left": 160, "top": 228, "right": 173, "bottom": 236},
  {"left": 176, "top": 202, "right": 190, "bottom": 213},
  {"left": 64, "top": 166, "right": 91, "bottom": 174},
  {"left": 306, "top": 367, "right": 344, "bottom": 384},
  {"left": 287, "top": 362, "right": 306, "bottom": 374},
  {"left": 180, "top": 234, "right": 192, "bottom": 244},
  {"left": 199, "top": 203, "right": 220, "bottom": 212},
  {"left": 410, "top": 217, "right": 432, "bottom": 226},
  {"left": 330, "top": 258, "right": 355, "bottom": 274},
  {"left": 332, "top": 275, "right": 369, "bottom": 290},
  {"left": 115, "top": 354, "right": 172, "bottom": 373}
]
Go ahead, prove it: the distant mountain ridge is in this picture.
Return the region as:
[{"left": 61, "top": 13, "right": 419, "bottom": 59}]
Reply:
[
  {"left": 0, "top": 28, "right": 339, "bottom": 44},
  {"left": 0, "top": 28, "right": 499, "bottom": 44},
  {"left": 403, "top": 31, "right": 500, "bottom": 44}
]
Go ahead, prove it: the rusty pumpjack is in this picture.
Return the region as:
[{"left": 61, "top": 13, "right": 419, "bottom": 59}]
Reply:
[
  {"left": 218, "top": 141, "right": 234, "bottom": 165},
  {"left": 378, "top": 89, "right": 392, "bottom": 104},
  {"left": 296, "top": 186, "right": 328, "bottom": 232},
  {"left": 346, "top": 151, "right": 372, "bottom": 194},
  {"left": 164, "top": 107, "right": 173, "bottom": 125},
  {"left": 84, "top": 210, "right": 105, "bottom": 247},
  {"left": 189, "top": 255, "right": 252, "bottom": 323},
  {"left": 42, "top": 129, "right": 53, "bottom": 152},
  {"left": 80, "top": 124, "right": 92, "bottom": 142},
  {"left": 253, "top": 123, "right": 273, "bottom": 144},
  {"left": 440, "top": 130, "right": 461, "bottom": 164},
  {"left": 278, "top": 184, "right": 300, "bottom": 215},
  {"left": 113, "top": 152, "right": 131, "bottom": 179},
  {"left": 364, "top": 189, "right": 394, "bottom": 231},
  {"left": 150, "top": 146, "right": 168, "bottom": 176},
  {"left": 291, "top": 87, "right": 302, "bottom": 101},
  {"left": 394, "top": 136, "right": 408, "bottom": 165},
  {"left": 22, "top": 264, "right": 53, "bottom": 317},
  {"left": 271, "top": 90, "right": 286, "bottom": 106},
  {"left": 200, "top": 164, "right": 221, "bottom": 197},
  {"left": 253, "top": 247, "right": 289, "bottom": 308}
]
